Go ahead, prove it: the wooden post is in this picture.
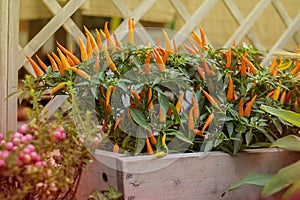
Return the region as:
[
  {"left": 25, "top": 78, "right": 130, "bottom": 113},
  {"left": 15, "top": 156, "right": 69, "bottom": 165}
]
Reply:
[
  {"left": 7, "top": 0, "right": 20, "bottom": 131},
  {"left": 0, "top": 0, "right": 9, "bottom": 133}
]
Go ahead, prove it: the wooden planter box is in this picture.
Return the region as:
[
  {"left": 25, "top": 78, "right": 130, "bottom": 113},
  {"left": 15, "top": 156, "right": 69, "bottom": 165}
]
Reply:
[{"left": 76, "top": 149, "right": 300, "bottom": 200}]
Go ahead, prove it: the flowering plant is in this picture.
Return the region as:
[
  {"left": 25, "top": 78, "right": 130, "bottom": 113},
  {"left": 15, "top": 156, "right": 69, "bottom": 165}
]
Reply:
[
  {"left": 23, "top": 18, "right": 300, "bottom": 157},
  {"left": 0, "top": 77, "right": 92, "bottom": 200}
]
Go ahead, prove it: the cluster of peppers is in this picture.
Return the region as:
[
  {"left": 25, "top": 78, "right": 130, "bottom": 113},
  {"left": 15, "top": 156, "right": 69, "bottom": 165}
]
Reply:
[{"left": 25, "top": 18, "right": 300, "bottom": 155}]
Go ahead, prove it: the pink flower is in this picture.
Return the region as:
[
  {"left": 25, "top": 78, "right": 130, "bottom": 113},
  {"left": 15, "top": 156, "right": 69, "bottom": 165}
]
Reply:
[{"left": 18, "top": 124, "right": 28, "bottom": 134}]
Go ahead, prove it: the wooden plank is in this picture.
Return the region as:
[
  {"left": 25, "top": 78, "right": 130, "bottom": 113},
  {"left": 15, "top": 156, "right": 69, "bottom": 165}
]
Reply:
[
  {"left": 224, "top": 0, "right": 271, "bottom": 48},
  {"left": 170, "top": 0, "right": 213, "bottom": 48},
  {"left": 7, "top": 0, "right": 20, "bottom": 131},
  {"left": 174, "top": 0, "right": 218, "bottom": 45},
  {"left": 223, "top": 0, "right": 265, "bottom": 51},
  {"left": 112, "top": 0, "right": 155, "bottom": 43},
  {"left": 79, "top": 149, "right": 300, "bottom": 200},
  {"left": 272, "top": 0, "right": 300, "bottom": 44},
  {"left": 16, "top": 0, "right": 85, "bottom": 70},
  {"left": 0, "top": 0, "right": 9, "bottom": 133},
  {"left": 42, "top": 0, "right": 85, "bottom": 44},
  {"left": 170, "top": 0, "right": 190, "bottom": 22},
  {"left": 262, "top": 12, "right": 300, "bottom": 65}
]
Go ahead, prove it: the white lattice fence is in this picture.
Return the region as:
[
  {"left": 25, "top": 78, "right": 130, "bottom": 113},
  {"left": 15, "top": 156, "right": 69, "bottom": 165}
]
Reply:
[{"left": 0, "top": 0, "right": 299, "bottom": 132}]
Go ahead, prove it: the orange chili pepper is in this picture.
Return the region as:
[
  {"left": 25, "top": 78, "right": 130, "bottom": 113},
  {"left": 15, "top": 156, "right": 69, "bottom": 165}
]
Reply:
[
  {"left": 173, "top": 39, "right": 178, "bottom": 53},
  {"left": 201, "top": 113, "right": 214, "bottom": 134},
  {"left": 202, "top": 90, "right": 217, "bottom": 107},
  {"left": 113, "top": 144, "right": 119, "bottom": 153},
  {"left": 159, "top": 106, "right": 166, "bottom": 122},
  {"left": 267, "top": 90, "right": 275, "bottom": 98},
  {"left": 146, "top": 137, "right": 154, "bottom": 154},
  {"left": 176, "top": 92, "right": 184, "bottom": 113},
  {"left": 114, "top": 117, "right": 122, "bottom": 130},
  {"left": 50, "top": 82, "right": 66, "bottom": 96},
  {"left": 243, "top": 56, "right": 257, "bottom": 74},
  {"left": 106, "top": 85, "right": 114, "bottom": 106},
  {"left": 56, "top": 41, "right": 81, "bottom": 65},
  {"left": 196, "top": 64, "right": 205, "bottom": 80},
  {"left": 153, "top": 49, "right": 166, "bottom": 71},
  {"left": 95, "top": 29, "right": 103, "bottom": 50},
  {"left": 102, "top": 121, "right": 107, "bottom": 132},
  {"left": 226, "top": 73, "right": 234, "bottom": 101},
  {"left": 113, "top": 32, "right": 121, "bottom": 48},
  {"left": 66, "top": 55, "right": 75, "bottom": 67},
  {"left": 240, "top": 53, "right": 247, "bottom": 76},
  {"left": 94, "top": 55, "right": 100, "bottom": 72},
  {"left": 285, "top": 90, "right": 293, "bottom": 105},
  {"left": 294, "top": 99, "right": 299, "bottom": 112},
  {"left": 57, "top": 48, "right": 71, "bottom": 73},
  {"left": 35, "top": 55, "right": 47, "bottom": 71},
  {"left": 244, "top": 94, "right": 257, "bottom": 117},
  {"left": 188, "top": 107, "right": 195, "bottom": 130},
  {"left": 131, "top": 89, "right": 141, "bottom": 104},
  {"left": 78, "top": 37, "right": 88, "bottom": 61},
  {"left": 279, "top": 90, "right": 286, "bottom": 105},
  {"left": 269, "top": 56, "right": 277, "bottom": 75},
  {"left": 147, "top": 130, "right": 157, "bottom": 145},
  {"left": 291, "top": 61, "right": 300, "bottom": 75},
  {"left": 84, "top": 26, "right": 98, "bottom": 53},
  {"left": 144, "top": 50, "right": 151, "bottom": 74},
  {"left": 272, "top": 86, "right": 281, "bottom": 101},
  {"left": 51, "top": 52, "right": 62, "bottom": 71},
  {"left": 69, "top": 67, "right": 90, "bottom": 79},
  {"left": 156, "top": 35, "right": 161, "bottom": 46},
  {"left": 192, "top": 95, "right": 199, "bottom": 118},
  {"left": 103, "top": 47, "right": 117, "bottom": 72},
  {"left": 225, "top": 48, "right": 232, "bottom": 69},
  {"left": 193, "top": 129, "right": 204, "bottom": 137},
  {"left": 238, "top": 98, "right": 244, "bottom": 117},
  {"left": 163, "top": 29, "right": 173, "bottom": 54},
  {"left": 127, "top": 18, "right": 134, "bottom": 44},
  {"left": 25, "top": 55, "right": 43, "bottom": 77},
  {"left": 199, "top": 27, "right": 207, "bottom": 49},
  {"left": 192, "top": 30, "right": 202, "bottom": 48},
  {"left": 85, "top": 34, "right": 93, "bottom": 59},
  {"left": 47, "top": 53, "right": 59, "bottom": 71},
  {"left": 184, "top": 44, "right": 196, "bottom": 55},
  {"left": 104, "top": 21, "right": 115, "bottom": 48}
]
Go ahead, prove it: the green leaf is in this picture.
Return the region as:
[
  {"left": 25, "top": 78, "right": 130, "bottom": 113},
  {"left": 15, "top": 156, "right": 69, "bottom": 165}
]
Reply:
[
  {"left": 226, "top": 122, "right": 234, "bottom": 137},
  {"left": 167, "top": 130, "right": 193, "bottom": 144},
  {"left": 282, "top": 179, "right": 300, "bottom": 199},
  {"left": 158, "top": 92, "right": 170, "bottom": 114},
  {"left": 170, "top": 104, "right": 181, "bottom": 124},
  {"left": 260, "top": 105, "right": 300, "bottom": 128},
  {"left": 107, "top": 186, "right": 123, "bottom": 199},
  {"left": 135, "top": 127, "right": 146, "bottom": 155},
  {"left": 223, "top": 173, "right": 274, "bottom": 197},
  {"left": 129, "top": 108, "right": 149, "bottom": 130},
  {"left": 270, "top": 135, "right": 300, "bottom": 152},
  {"left": 245, "top": 132, "right": 253, "bottom": 146},
  {"left": 262, "top": 160, "right": 300, "bottom": 197},
  {"left": 122, "top": 135, "right": 131, "bottom": 149},
  {"left": 248, "top": 142, "right": 271, "bottom": 148}
]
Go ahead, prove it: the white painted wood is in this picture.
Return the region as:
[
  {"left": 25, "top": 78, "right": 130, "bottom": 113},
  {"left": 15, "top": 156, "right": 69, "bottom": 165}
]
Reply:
[
  {"left": 7, "top": 0, "right": 20, "bottom": 131},
  {"left": 174, "top": 0, "right": 218, "bottom": 45},
  {"left": 77, "top": 149, "right": 300, "bottom": 200},
  {"left": 17, "top": 0, "right": 85, "bottom": 70},
  {"left": 224, "top": 0, "right": 272, "bottom": 48},
  {"left": 272, "top": 0, "right": 300, "bottom": 44},
  {"left": 262, "top": 12, "right": 300, "bottom": 65},
  {"left": 112, "top": 0, "right": 155, "bottom": 43},
  {"left": 223, "top": 0, "right": 265, "bottom": 51},
  {"left": 42, "top": 95, "right": 69, "bottom": 118},
  {"left": 170, "top": 0, "right": 213, "bottom": 48},
  {"left": 0, "top": 0, "right": 9, "bottom": 133},
  {"left": 42, "top": 0, "right": 86, "bottom": 44}
]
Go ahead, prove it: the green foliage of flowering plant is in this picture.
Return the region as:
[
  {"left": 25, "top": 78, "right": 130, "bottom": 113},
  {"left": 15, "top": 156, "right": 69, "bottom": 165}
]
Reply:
[
  {"left": 0, "top": 75, "right": 92, "bottom": 200},
  {"left": 23, "top": 20, "right": 300, "bottom": 156}
]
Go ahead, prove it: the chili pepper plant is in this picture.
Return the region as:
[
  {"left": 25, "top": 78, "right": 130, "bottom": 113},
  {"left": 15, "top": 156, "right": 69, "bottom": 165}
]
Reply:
[{"left": 22, "top": 18, "right": 300, "bottom": 156}]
